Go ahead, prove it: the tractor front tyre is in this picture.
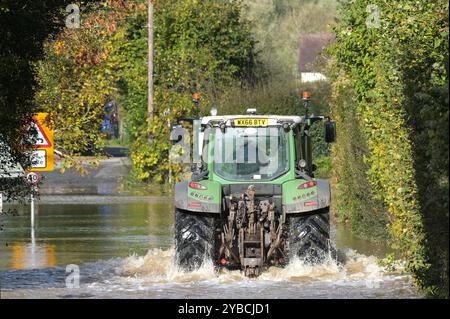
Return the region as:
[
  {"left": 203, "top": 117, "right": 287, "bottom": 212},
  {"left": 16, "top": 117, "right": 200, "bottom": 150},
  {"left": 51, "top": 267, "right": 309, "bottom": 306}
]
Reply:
[
  {"left": 174, "top": 209, "right": 216, "bottom": 272},
  {"left": 287, "top": 209, "right": 334, "bottom": 264}
]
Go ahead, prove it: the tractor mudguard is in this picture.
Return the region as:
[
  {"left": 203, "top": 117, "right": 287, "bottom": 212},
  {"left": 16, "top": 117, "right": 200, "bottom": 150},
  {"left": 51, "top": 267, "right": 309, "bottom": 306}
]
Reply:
[
  {"left": 282, "top": 178, "right": 330, "bottom": 213},
  {"left": 175, "top": 180, "right": 222, "bottom": 213}
]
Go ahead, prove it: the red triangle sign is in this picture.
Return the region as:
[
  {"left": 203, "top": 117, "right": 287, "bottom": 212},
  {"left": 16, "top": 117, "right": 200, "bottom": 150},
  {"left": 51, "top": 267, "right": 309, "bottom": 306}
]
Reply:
[{"left": 32, "top": 117, "right": 52, "bottom": 148}]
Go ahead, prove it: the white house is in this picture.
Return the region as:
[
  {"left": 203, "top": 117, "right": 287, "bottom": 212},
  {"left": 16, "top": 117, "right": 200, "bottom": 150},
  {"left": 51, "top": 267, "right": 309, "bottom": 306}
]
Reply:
[{"left": 299, "top": 34, "right": 334, "bottom": 83}]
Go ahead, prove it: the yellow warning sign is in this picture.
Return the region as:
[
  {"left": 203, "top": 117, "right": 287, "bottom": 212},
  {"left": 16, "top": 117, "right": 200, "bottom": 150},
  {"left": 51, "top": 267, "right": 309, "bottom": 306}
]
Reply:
[{"left": 30, "top": 113, "right": 54, "bottom": 172}]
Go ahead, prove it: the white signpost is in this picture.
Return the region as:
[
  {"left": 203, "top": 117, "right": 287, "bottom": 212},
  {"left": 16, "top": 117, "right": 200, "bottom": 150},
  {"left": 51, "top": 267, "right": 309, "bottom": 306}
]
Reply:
[
  {"left": 31, "top": 150, "right": 47, "bottom": 169},
  {"left": 26, "top": 172, "right": 40, "bottom": 229}
]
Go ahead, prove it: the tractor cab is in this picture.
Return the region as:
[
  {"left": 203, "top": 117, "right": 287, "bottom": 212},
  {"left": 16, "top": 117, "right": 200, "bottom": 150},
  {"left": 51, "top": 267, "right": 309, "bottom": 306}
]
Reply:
[{"left": 189, "top": 109, "right": 335, "bottom": 183}]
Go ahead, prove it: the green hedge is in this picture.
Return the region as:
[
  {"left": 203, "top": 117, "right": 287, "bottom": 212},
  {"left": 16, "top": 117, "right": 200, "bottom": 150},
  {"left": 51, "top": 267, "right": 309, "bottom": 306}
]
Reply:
[
  {"left": 328, "top": 70, "right": 388, "bottom": 240},
  {"left": 328, "top": 0, "right": 449, "bottom": 297}
]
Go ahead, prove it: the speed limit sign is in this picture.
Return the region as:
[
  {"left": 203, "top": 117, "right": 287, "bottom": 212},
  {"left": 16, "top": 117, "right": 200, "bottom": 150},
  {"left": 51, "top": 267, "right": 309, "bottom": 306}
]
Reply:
[{"left": 26, "top": 172, "right": 40, "bottom": 186}]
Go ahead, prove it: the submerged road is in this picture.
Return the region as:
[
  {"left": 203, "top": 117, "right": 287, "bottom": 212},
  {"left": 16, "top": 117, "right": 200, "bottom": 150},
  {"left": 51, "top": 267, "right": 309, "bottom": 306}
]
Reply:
[
  {"left": 39, "top": 156, "right": 131, "bottom": 196},
  {"left": 0, "top": 196, "right": 422, "bottom": 299}
]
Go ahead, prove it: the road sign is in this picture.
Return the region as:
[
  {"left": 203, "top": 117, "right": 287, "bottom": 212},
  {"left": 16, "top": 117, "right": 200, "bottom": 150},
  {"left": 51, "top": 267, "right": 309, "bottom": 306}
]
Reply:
[
  {"left": 31, "top": 150, "right": 47, "bottom": 168},
  {"left": 26, "top": 171, "right": 40, "bottom": 186},
  {"left": 30, "top": 113, "right": 54, "bottom": 172},
  {"left": 31, "top": 121, "right": 52, "bottom": 148}
]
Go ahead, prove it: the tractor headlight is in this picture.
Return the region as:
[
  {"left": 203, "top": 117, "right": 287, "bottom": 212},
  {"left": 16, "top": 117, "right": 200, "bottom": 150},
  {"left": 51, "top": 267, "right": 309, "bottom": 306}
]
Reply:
[{"left": 298, "top": 159, "right": 307, "bottom": 169}]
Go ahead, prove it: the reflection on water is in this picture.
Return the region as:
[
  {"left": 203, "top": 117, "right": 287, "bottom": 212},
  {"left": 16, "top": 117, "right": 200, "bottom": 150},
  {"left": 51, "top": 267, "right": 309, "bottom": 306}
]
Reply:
[
  {"left": 0, "top": 199, "right": 173, "bottom": 270},
  {"left": 10, "top": 243, "right": 57, "bottom": 269},
  {"left": 0, "top": 197, "right": 422, "bottom": 298}
]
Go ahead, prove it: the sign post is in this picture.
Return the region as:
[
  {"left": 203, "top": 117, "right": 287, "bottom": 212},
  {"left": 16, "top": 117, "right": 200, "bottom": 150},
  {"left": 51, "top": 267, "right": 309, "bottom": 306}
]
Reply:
[{"left": 26, "top": 172, "right": 40, "bottom": 229}]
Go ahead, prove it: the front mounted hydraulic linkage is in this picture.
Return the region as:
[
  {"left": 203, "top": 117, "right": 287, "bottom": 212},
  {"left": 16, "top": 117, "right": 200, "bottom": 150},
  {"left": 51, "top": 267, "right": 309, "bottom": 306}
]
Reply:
[{"left": 219, "top": 185, "right": 287, "bottom": 277}]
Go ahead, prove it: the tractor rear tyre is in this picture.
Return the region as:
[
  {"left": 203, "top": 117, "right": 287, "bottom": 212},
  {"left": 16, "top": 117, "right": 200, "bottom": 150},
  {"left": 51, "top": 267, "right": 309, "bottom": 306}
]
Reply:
[
  {"left": 287, "top": 209, "right": 333, "bottom": 264},
  {"left": 174, "top": 209, "right": 216, "bottom": 271}
]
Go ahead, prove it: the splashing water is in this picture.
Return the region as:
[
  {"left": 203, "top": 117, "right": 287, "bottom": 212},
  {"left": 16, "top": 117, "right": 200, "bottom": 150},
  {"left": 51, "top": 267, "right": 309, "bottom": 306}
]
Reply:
[
  {"left": 119, "top": 247, "right": 395, "bottom": 286},
  {"left": 122, "top": 248, "right": 217, "bottom": 284},
  {"left": 0, "top": 246, "right": 419, "bottom": 299}
]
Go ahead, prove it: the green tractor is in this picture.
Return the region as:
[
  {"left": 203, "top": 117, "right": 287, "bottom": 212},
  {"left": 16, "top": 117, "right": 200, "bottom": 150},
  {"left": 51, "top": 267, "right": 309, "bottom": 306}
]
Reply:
[{"left": 172, "top": 93, "right": 336, "bottom": 277}]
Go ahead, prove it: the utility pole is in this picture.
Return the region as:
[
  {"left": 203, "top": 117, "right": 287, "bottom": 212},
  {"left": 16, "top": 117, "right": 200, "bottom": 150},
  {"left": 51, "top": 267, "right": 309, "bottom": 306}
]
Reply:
[{"left": 148, "top": 0, "right": 154, "bottom": 130}]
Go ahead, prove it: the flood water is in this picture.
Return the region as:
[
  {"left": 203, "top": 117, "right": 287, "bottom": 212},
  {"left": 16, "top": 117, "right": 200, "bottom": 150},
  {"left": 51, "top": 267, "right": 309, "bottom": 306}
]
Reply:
[{"left": 0, "top": 196, "right": 422, "bottom": 299}]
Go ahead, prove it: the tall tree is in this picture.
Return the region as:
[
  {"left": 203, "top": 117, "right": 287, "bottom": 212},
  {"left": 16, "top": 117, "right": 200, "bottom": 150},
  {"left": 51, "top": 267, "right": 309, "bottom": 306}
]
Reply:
[{"left": 0, "top": 1, "right": 69, "bottom": 200}]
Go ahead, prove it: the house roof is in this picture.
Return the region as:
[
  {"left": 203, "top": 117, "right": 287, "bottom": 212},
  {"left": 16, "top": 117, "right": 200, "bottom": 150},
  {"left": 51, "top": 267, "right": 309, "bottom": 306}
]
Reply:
[
  {"left": 0, "top": 139, "right": 25, "bottom": 179},
  {"left": 299, "top": 34, "right": 335, "bottom": 72}
]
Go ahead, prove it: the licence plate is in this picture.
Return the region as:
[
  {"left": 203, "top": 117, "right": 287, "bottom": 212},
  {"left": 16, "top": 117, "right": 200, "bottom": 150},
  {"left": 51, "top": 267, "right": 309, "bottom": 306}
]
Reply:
[{"left": 234, "top": 118, "right": 268, "bottom": 127}]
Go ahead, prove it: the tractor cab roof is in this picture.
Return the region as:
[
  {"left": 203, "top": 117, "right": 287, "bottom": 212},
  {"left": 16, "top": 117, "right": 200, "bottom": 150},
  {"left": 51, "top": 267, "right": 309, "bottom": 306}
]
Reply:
[{"left": 200, "top": 115, "right": 304, "bottom": 127}]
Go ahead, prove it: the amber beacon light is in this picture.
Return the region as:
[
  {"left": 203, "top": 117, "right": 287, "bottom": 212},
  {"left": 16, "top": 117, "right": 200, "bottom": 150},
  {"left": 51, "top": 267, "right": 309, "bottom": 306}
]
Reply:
[{"left": 302, "top": 91, "right": 311, "bottom": 101}]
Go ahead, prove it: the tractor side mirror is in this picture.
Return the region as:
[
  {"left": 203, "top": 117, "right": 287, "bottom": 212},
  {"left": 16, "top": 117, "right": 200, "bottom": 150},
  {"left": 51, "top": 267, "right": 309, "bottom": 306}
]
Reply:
[{"left": 325, "top": 121, "right": 336, "bottom": 143}]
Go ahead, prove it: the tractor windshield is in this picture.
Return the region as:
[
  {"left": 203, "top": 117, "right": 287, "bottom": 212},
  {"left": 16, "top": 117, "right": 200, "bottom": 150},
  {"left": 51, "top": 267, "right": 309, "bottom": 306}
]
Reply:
[{"left": 212, "top": 127, "right": 289, "bottom": 181}]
